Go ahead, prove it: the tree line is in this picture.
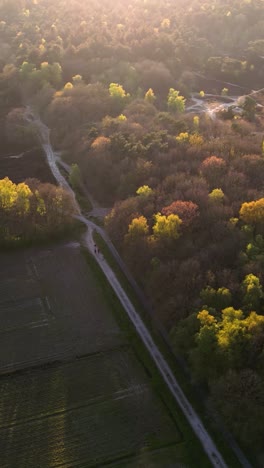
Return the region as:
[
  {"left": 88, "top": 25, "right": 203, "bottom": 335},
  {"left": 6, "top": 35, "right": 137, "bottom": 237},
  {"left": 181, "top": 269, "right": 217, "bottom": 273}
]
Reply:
[{"left": 0, "top": 177, "right": 76, "bottom": 246}]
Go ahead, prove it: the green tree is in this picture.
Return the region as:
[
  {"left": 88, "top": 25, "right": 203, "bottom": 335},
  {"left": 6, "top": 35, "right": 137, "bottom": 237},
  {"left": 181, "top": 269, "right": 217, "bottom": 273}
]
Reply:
[
  {"left": 242, "top": 274, "right": 263, "bottom": 312},
  {"left": 191, "top": 309, "right": 219, "bottom": 381},
  {"left": 167, "top": 88, "right": 185, "bottom": 113},
  {"left": 242, "top": 95, "right": 256, "bottom": 121},
  {"left": 200, "top": 286, "right": 232, "bottom": 311}
]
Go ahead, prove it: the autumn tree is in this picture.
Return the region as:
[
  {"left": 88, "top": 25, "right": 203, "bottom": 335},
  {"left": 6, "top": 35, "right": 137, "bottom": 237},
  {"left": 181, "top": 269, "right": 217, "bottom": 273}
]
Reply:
[
  {"left": 109, "top": 82, "right": 130, "bottom": 112},
  {"left": 153, "top": 213, "right": 182, "bottom": 241},
  {"left": 241, "top": 274, "right": 263, "bottom": 312},
  {"left": 136, "top": 185, "right": 154, "bottom": 198},
  {"left": 125, "top": 216, "right": 149, "bottom": 240},
  {"left": 201, "top": 156, "right": 226, "bottom": 187},
  {"left": 208, "top": 188, "right": 225, "bottom": 204},
  {"left": 144, "top": 88, "right": 156, "bottom": 104},
  {"left": 167, "top": 88, "right": 185, "bottom": 113},
  {"left": 161, "top": 200, "right": 199, "bottom": 228},
  {"left": 0, "top": 178, "right": 75, "bottom": 245},
  {"left": 240, "top": 198, "right": 264, "bottom": 231},
  {"left": 124, "top": 216, "right": 150, "bottom": 278}
]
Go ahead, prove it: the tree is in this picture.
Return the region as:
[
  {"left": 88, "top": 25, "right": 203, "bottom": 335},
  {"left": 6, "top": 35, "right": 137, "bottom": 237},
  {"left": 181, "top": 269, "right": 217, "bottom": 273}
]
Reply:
[
  {"left": 15, "top": 182, "right": 32, "bottom": 215},
  {"left": 193, "top": 115, "right": 200, "bottom": 131},
  {"left": 153, "top": 213, "right": 182, "bottom": 241},
  {"left": 161, "top": 201, "right": 199, "bottom": 228},
  {"left": 167, "top": 88, "right": 185, "bottom": 113},
  {"left": 0, "top": 177, "right": 20, "bottom": 210},
  {"left": 126, "top": 216, "right": 149, "bottom": 239},
  {"left": 201, "top": 156, "right": 226, "bottom": 187},
  {"left": 72, "top": 74, "right": 83, "bottom": 85},
  {"left": 91, "top": 136, "right": 111, "bottom": 151},
  {"left": 191, "top": 309, "right": 220, "bottom": 381},
  {"left": 109, "top": 82, "right": 130, "bottom": 112},
  {"left": 200, "top": 286, "right": 232, "bottom": 311},
  {"left": 136, "top": 185, "right": 153, "bottom": 197},
  {"left": 170, "top": 313, "right": 200, "bottom": 355},
  {"left": 124, "top": 216, "right": 150, "bottom": 279},
  {"left": 221, "top": 88, "right": 228, "bottom": 96},
  {"left": 242, "top": 95, "right": 256, "bottom": 121},
  {"left": 144, "top": 88, "right": 156, "bottom": 104},
  {"left": 109, "top": 82, "right": 129, "bottom": 99},
  {"left": 0, "top": 178, "right": 75, "bottom": 245},
  {"left": 208, "top": 188, "right": 225, "bottom": 204},
  {"left": 64, "top": 82, "right": 73, "bottom": 90},
  {"left": 241, "top": 274, "right": 263, "bottom": 312},
  {"left": 240, "top": 198, "right": 264, "bottom": 229},
  {"left": 210, "top": 369, "right": 264, "bottom": 449}
]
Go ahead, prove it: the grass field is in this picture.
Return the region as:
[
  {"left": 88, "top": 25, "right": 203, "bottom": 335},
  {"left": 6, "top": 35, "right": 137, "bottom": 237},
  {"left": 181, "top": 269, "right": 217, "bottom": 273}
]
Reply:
[{"left": 0, "top": 242, "right": 194, "bottom": 467}]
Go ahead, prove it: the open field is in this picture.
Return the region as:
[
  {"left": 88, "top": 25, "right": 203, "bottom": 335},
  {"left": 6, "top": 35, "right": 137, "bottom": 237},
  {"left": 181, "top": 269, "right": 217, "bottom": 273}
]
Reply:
[
  {"left": 0, "top": 243, "right": 125, "bottom": 374},
  {"left": 0, "top": 242, "right": 190, "bottom": 467},
  {"left": 0, "top": 351, "right": 181, "bottom": 468}
]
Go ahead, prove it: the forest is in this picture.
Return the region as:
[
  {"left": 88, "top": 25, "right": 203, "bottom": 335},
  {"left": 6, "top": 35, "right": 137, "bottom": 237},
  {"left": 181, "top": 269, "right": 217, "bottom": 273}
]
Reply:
[{"left": 1, "top": 0, "right": 264, "bottom": 462}]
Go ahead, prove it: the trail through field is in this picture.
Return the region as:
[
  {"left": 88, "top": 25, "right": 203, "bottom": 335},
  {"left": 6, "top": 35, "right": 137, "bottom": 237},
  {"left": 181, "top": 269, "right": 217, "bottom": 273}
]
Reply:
[{"left": 26, "top": 108, "right": 252, "bottom": 468}]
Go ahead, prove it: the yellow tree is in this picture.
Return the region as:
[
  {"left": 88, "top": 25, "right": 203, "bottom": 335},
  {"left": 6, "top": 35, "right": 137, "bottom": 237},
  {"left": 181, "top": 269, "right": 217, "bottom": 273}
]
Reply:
[
  {"left": 136, "top": 185, "right": 153, "bottom": 197},
  {"left": 0, "top": 177, "right": 18, "bottom": 210},
  {"left": 126, "top": 216, "right": 149, "bottom": 240},
  {"left": 209, "top": 188, "right": 225, "bottom": 204},
  {"left": 153, "top": 213, "right": 182, "bottom": 241},
  {"left": 144, "top": 88, "right": 156, "bottom": 104},
  {"left": 15, "top": 182, "right": 32, "bottom": 215},
  {"left": 109, "top": 82, "right": 129, "bottom": 99},
  {"left": 240, "top": 198, "right": 264, "bottom": 226}
]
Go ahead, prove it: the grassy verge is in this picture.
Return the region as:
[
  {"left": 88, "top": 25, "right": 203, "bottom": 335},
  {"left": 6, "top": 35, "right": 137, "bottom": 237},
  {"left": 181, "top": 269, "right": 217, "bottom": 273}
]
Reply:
[
  {"left": 75, "top": 189, "right": 92, "bottom": 213},
  {"left": 82, "top": 246, "right": 213, "bottom": 468},
  {"left": 92, "top": 232, "right": 243, "bottom": 468},
  {"left": 56, "top": 162, "right": 93, "bottom": 213}
]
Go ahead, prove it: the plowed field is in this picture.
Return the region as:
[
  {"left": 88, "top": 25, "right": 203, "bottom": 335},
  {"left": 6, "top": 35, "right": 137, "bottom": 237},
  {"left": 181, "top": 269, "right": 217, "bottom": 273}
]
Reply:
[{"left": 0, "top": 243, "right": 185, "bottom": 467}]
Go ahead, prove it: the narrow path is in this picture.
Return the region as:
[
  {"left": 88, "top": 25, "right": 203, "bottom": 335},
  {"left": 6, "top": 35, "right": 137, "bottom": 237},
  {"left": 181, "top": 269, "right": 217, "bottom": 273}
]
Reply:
[{"left": 25, "top": 108, "right": 249, "bottom": 468}]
